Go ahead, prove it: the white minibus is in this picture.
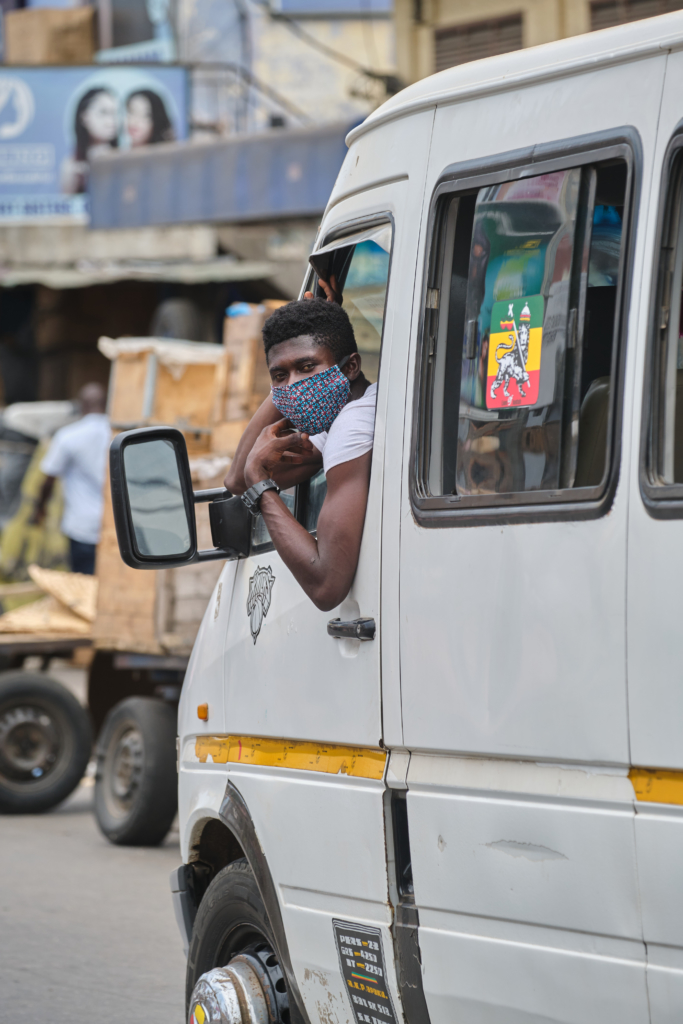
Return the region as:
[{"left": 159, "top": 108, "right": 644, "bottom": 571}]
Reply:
[{"left": 111, "top": 13, "right": 683, "bottom": 1023}]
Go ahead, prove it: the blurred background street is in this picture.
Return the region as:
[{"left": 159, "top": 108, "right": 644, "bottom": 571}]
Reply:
[
  {"left": 0, "top": 665, "right": 185, "bottom": 1024},
  {"left": 0, "top": 783, "right": 184, "bottom": 1023}
]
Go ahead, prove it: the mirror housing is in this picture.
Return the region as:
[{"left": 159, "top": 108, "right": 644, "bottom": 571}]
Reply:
[
  {"left": 208, "top": 493, "right": 251, "bottom": 559},
  {"left": 110, "top": 426, "right": 251, "bottom": 569}
]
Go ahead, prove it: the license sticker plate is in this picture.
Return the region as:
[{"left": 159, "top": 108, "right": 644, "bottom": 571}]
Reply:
[{"left": 332, "top": 919, "right": 398, "bottom": 1024}]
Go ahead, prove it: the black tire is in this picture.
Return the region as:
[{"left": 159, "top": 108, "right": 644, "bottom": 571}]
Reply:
[
  {"left": 186, "top": 859, "right": 277, "bottom": 1011},
  {"left": 0, "top": 671, "right": 92, "bottom": 813},
  {"left": 94, "top": 696, "right": 177, "bottom": 846}
]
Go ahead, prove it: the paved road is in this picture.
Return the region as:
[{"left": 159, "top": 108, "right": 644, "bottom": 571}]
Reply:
[{"left": 0, "top": 778, "right": 186, "bottom": 1023}]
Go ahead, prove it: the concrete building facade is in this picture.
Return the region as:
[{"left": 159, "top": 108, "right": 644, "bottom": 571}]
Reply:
[{"left": 394, "top": 0, "right": 681, "bottom": 84}]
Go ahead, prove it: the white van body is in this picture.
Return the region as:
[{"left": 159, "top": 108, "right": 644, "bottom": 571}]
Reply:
[{"left": 177, "top": 14, "right": 683, "bottom": 1023}]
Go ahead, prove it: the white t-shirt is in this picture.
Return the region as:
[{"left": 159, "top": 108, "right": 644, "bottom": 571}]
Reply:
[
  {"left": 309, "top": 382, "right": 377, "bottom": 475},
  {"left": 41, "top": 413, "right": 111, "bottom": 545}
]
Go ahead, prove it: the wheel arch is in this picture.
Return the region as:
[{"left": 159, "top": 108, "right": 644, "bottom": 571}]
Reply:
[
  {"left": 186, "top": 780, "right": 311, "bottom": 1024},
  {"left": 187, "top": 815, "right": 246, "bottom": 892}
]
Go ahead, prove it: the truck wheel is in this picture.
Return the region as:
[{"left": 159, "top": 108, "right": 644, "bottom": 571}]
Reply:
[
  {"left": 0, "top": 672, "right": 92, "bottom": 813},
  {"left": 94, "top": 696, "right": 177, "bottom": 846},
  {"left": 186, "top": 859, "right": 290, "bottom": 1024}
]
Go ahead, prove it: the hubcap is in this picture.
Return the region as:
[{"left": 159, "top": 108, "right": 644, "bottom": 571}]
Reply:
[
  {"left": 111, "top": 727, "right": 144, "bottom": 803},
  {"left": 0, "top": 704, "right": 61, "bottom": 782},
  {"left": 189, "top": 945, "right": 289, "bottom": 1024}
]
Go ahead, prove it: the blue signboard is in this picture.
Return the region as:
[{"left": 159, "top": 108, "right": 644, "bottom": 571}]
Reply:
[{"left": 0, "top": 66, "right": 187, "bottom": 221}]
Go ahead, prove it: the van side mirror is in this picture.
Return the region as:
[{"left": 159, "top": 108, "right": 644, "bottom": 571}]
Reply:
[{"left": 110, "top": 427, "right": 251, "bottom": 570}]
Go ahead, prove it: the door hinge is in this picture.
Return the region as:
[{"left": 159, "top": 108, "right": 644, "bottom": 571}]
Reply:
[
  {"left": 463, "top": 319, "right": 477, "bottom": 359},
  {"left": 567, "top": 307, "right": 577, "bottom": 350},
  {"left": 426, "top": 288, "right": 439, "bottom": 310}
]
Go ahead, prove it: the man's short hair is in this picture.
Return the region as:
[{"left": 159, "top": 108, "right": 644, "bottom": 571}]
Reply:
[{"left": 263, "top": 299, "right": 357, "bottom": 364}]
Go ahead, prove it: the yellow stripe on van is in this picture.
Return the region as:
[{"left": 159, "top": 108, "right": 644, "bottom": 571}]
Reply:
[
  {"left": 629, "top": 767, "right": 683, "bottom": 805},
  {"left": 195, "top": 735, "right": 386, "bottom": 780}
]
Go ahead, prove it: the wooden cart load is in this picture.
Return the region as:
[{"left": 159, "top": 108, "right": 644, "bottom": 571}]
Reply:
[{"left": 0, "top": 566, "right": 94, "bottom": 812}]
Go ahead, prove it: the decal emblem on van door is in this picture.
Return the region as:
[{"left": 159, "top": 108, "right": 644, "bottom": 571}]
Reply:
[
  {"left": 487, "top": 295, "right": 544, "bottom": 409},
  {"left": 333, "top": 920, "right": 398, "bottom": 1024},
  {"left": 247, "top": 566, "right": 275, "bottom": 644}
]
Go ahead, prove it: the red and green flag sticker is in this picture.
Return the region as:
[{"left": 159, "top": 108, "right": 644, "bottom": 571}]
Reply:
[{"left": 486, "top": 295, "right": 544, "bottom": 409}]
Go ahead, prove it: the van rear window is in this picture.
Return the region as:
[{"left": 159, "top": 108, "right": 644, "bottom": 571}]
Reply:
[
  {"left": 415, "top": 155, "right": 629, "bottom": 514},
  {"left": 643, "top": 141, "right": 683, "bottom": 503}
]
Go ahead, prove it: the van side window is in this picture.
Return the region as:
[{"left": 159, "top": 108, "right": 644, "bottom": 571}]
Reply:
[
  {"left": 251, "top": 221, "right": 393, "bottom": 549},
  {"left": 416, "top": 156, "right": 629, "bottom": 515},
  {"left": 299, "top": 221, "right": 393, "bottom": 535},
  {"left": 644, "top": 144, "right": 683, "bottom": 500},
  {"left": 303, "top": 469, "right": 327, "bottom": 534}
]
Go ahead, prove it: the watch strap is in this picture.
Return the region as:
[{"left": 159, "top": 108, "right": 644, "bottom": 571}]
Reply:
[{"left": 241, "top": 478, "right": 281, "bottom": 516}]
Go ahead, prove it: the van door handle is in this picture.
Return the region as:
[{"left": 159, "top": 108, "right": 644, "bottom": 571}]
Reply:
[{"left": 327, "top": 617, "right": 376, "bottom": 641}]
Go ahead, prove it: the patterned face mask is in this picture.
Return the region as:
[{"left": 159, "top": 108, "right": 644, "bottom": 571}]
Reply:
[{"left": 271, "top": 361, "right": 351, "bottom": 435}]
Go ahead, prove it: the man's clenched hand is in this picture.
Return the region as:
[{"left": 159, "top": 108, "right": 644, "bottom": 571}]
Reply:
[{"left": 244, "top": 418, "right": 319, "bottom": 487}]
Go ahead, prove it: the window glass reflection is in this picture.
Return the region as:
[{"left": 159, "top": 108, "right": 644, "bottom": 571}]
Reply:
[
  {"left": 124, "top": 439, "right": 191, "bottom": 557},
  {"left": 304, "top": 470, "right": 327, "bottom": 534},
  {"left": 456, "top": 169, "right": 581, "bottom": 496},
  {"left": 343, "top": 238, "right": 391, "bottom": 385},
  {"left": 250, "top": 487, "right": 296, "bottom": 552},
  {"left": 421, "top": 160, "right": 627, "bottom": 506}
]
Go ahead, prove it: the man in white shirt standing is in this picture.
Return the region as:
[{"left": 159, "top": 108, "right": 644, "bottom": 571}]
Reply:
[{"left": 34, "top": 382, "right": 110, "bottom": 575}]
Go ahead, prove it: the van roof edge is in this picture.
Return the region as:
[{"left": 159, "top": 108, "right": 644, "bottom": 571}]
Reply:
[{"left": 347, "top": 11, "right": 683, "bottom": 148}]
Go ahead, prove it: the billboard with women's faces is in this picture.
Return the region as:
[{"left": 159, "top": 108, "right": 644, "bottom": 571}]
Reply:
[{"left": 0, "top": 66, "right": 187, "bottom": 221}]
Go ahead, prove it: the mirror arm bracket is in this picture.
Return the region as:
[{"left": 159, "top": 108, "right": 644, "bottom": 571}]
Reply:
[
  {"left": 196, "top": 547, "right": 233, "bottom": 562},
  {"left": 194, "top": 489, "right": 249, "bottom": 559},
  {"left": 194, "top": 487, "right": 231, "bottom": 503}
]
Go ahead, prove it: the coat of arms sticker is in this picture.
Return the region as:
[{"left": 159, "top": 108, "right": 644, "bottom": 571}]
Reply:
[
  {"left": 487, "top": 294, "right": 544, "bottom": 409},
  {"left": 247, "top": 566, "right": 275, "bottom": 644}
]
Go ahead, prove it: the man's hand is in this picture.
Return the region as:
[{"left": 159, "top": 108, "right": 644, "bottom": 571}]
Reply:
[
  {"left": 304, "top": 274, "right": 341, "bottom": 304},
  {"left": 28, "top": 505, "right": 46, "bottom": 527},
  {"left": 29, "top": 474, "right": 56, "bottom": 526},
  {"left": 244, "top": 419, "right": 319, "bottom": 488}
]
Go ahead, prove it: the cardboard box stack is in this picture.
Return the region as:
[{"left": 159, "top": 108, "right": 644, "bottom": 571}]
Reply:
[{"left": 4, "top": 7, "right": 95, "bottom": 65}]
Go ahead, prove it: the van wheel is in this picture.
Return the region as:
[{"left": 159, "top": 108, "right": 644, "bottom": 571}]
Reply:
[
  {"left": 186, "top": 859, "right": 290, "bottom": 1023},
  {"left": 0, "top": 672, "right": 92, "bottom": 813},
  {"left": 94, "top": 697, "right": 177, "bottom": 846}
]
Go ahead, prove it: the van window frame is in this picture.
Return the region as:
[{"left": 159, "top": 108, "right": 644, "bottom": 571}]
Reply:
[
  {"left": 251, "top": 211, "right": 395, "bottom": 552},
  {"left": 302, "top": 210, "right": 395, "bottom": 298},
  {"left": 640, "top": 122, "right": 683, "bottom": 519},
  {"left": 410, "top": 129, "right": 640, "bottom": 528}
]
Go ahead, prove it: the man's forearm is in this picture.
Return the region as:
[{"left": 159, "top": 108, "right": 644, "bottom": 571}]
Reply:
[
  {"left": 243, "top": 420, "right": 371, "bottom": 611},
  {"left": 258, "top": 491, "right": 341, "bottom": 610},
  {"left": 224, "top": 396, "right": 283, "bottom": 494},
  {"left": 268, "top": 461, "right": 323, "bottom": 490},
  {"left": 256, "top": 454, "right": 371, "bottom": 612}
]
